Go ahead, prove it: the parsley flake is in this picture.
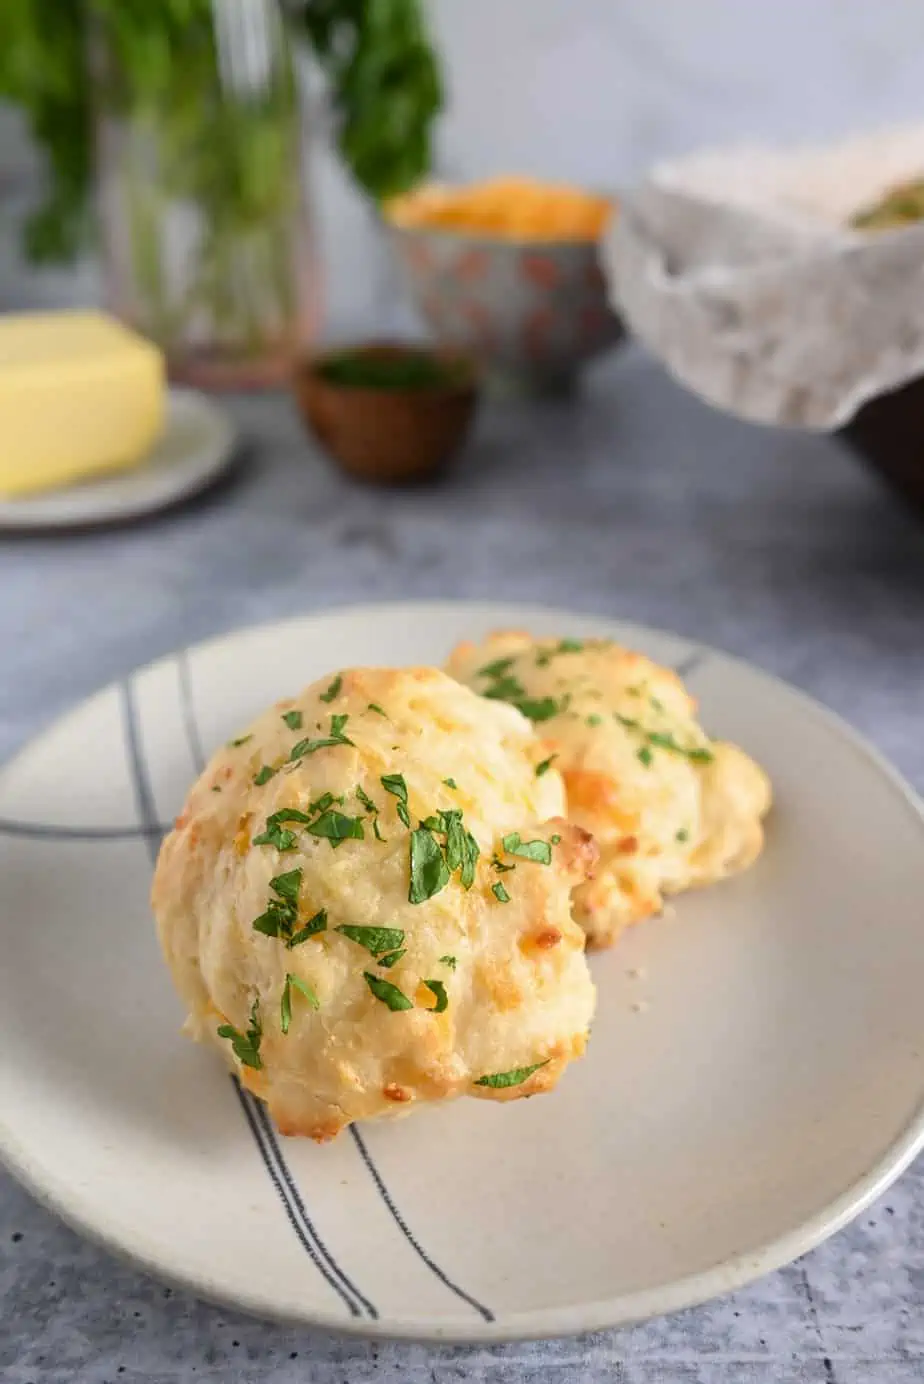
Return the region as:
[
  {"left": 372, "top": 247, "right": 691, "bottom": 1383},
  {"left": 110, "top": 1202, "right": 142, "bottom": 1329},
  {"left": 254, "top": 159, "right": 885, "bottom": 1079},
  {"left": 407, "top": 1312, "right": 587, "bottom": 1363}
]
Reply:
[
  {"left": 319, "top": 674, "right": 342, "bottom": 704},
  {"left": 381, "top": 773, "right": 411, "bottom": 827},
  {"left": 355, "top": 785, "right": 378, "bottom": 814},
  {"left": 492, "top": 881, "right": 511, "bottom": 903},
  {"left": 229, "top": 735, "right": 253, "bottom": 747},
  {"left": 501, "top": 832, "right": 552, "bottom": 865},
  {"left": 335, "top": 924, "right": 405, "bottom": 956},
  {"left": 536, "top": 638, "right": 584, "bottom": 667},
  {"left": 422, "top": 979, "right": 448, "bottom": 1013},
  {"left": 364, "top": 972, "right": 413, "bottom": 1011},
  {"left": 372, "top": 818, "right": 386, "bottom": 842},
  {"left": 676, "top": 827, "right": 690, "bottom": 843},
  {"left": 253, "top": 764, "right": 277, "bottom": 786},
  {"left": 637, "top": 746, "right": 654, "bottom": 767},
  {"left": 217, "top": 998, "right": 263, "bottom": 1070},
  {"left": 377, "top": 948, "right": 406, "bottom": 969},
  {"left": 492, "top": 856, "right": 515, "bottom": 872},
  {"left": 280, "top": 972, "right": 320, "bottom": 1033},
  {"left": 515, "top": 696, "right": 562, "bottom": 723},
  {"left": 441, "top": 809, "right": 480, "bottom": 889},
  {"left": 443, "top": 777, "right": 458, "bottom": 789},
  {"left": 478, "top": 656, "right": 515, "bottom": 679},
  {"left": 586, "top": 714, "right": 603, "bottom": 727},
  {"left": 535, "top": 755, "right": 558, "bottom": 777},
  {"left": 367, "top": 702, "right": 387, "bottom": 717},
  {"left": 281, "top": 710, "right": 303, "bottom": 730},
  {"left": 439, "top": 954, "right": 457, "bottom": 969},
  {"left": 550, "top": 833, "right": 561, "bottom": 844},
  {"left": 409, "top": 825, "right": 450, "bottom": 904},
  {"left": 308, "top": 810, "right": 365, "bottom": 848},
  {"left": 288, "top": 910, "right": 328, "bottom": 947},
  {"left": 474, "top": 1060, "right": 548, "bottom": 1089},
  {"left": 288, "top": 714, "right": 353, "bottom": 762}
]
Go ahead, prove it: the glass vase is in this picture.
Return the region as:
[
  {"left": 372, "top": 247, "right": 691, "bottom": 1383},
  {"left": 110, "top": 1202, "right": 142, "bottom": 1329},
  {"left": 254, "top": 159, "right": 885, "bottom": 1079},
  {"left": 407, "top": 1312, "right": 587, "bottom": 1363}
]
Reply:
[{"left": 94, "top": 0, "right": 318, "bottom": 388}]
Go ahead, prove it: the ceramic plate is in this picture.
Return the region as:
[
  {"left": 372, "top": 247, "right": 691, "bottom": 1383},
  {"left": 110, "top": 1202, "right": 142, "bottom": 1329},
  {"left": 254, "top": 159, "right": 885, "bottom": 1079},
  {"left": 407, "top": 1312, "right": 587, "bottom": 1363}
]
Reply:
[
  {"left": 1, "top": 602, "right": 923, "bottom": 1342},
  {"left": 0, "top": 389, "right": 236, "bottom": 530}
]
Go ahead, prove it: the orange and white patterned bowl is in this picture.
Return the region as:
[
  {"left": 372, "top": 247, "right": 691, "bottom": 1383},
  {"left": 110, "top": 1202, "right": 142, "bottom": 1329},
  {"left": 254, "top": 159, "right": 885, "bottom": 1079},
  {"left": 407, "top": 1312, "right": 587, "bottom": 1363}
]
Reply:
[{"left": 386, "top": 216, "right": 623, "bottom": 390}]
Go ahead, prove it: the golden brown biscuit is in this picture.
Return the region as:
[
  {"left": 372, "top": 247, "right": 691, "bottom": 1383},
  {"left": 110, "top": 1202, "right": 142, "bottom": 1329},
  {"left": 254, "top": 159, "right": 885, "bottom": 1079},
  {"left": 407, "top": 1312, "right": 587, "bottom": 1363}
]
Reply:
[
  {"left": 152, "top": 667, "right": 597, "bottom": 1139},
  {"left": 447, "top": 633, "right": 771, "bottom": 948}
]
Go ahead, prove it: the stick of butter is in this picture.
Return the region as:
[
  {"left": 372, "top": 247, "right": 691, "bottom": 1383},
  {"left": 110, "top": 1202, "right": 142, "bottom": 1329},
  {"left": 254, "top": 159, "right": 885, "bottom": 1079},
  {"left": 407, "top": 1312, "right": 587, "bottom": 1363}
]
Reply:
[{"left": 0, "top": 311, "right": 165, "bottom": 497}]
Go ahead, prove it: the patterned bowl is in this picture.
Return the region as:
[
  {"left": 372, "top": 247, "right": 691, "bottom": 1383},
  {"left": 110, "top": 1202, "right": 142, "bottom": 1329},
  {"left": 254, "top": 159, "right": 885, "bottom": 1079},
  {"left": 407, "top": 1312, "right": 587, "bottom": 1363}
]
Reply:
[{"left": 386, "top": 211, "right": 624, "bottom": 392}]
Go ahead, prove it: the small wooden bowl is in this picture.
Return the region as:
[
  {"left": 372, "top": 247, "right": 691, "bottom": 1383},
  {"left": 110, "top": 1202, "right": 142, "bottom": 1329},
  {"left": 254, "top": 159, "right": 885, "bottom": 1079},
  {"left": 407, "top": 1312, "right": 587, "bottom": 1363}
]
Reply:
[{"left": 294, "top": 343, "right": 480, "bottom": 484}]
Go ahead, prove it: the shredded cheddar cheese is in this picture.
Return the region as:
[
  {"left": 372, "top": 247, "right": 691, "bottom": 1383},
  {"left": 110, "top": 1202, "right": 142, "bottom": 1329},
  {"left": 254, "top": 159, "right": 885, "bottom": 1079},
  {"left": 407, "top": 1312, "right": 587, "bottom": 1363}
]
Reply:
[{"left": 386, "top": 177, "right": 615, "bottom": 242}]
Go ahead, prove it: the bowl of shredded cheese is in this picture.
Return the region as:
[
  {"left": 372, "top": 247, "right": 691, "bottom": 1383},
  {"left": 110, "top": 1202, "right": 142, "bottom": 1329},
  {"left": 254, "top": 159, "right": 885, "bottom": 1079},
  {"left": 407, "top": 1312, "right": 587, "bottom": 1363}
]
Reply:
[{"left": 384, "top": 177, "right": 623, "bottom": 390}]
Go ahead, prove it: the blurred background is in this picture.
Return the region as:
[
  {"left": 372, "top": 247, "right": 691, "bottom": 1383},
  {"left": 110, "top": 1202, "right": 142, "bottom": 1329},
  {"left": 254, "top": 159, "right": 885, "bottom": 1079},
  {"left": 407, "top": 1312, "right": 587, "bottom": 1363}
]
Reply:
[{"left": 5, "top": 0, "right": 924, "bottom": 334}]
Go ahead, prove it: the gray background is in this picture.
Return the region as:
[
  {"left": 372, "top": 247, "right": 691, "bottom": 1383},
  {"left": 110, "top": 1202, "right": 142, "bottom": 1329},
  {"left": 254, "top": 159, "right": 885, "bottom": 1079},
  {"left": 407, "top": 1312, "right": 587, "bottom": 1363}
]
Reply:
[{"left": 2, "top": 3, "right": 924, "bottom": 1380}]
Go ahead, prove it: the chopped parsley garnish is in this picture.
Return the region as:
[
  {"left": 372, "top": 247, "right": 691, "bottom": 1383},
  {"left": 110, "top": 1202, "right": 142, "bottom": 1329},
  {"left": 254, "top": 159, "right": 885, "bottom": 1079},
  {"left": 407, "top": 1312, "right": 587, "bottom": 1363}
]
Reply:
[
  {"left": 364, "top": 972, "right": 413, "bottom": 1011},
  {"left": 637, "top": 746, "right": 654, "bottom": 767},
  {"left": 492, "top": 881, "right": 511, "bottom": 904},
  {"left": 288, "top": 714, "right": 353, "bottom": 762},
  {"left": 335, "top": 924, "right": 405, "bottom": 957},
  {"left": 253, "top": 764, "right": 277, "bottom": 786},
  {"left": 482, "top": 673, "right": 526, "bottom": 703},
  {"left": 501, "top": 832, "right": 552, "bottom": 865},
  {"left": 550, "top": 833, "right": 561, "bottom": 844},
  {"left": 441, "top": 809, "right": 480, "bottom": 888},
  {"left": 650, "top": 696, "right": 665, "bottom": 713},
  {"left": 422, "top": 979, "right": 448, "bottom": 1013},
  {"left": 439, "top": 954, "right": 457, "bottom": 969},
  {"left": 281, "top": 710, "right": 303, "bottom": 730},
  {"left": 355, "top": 785, "right": 378, "bottom": 814},
  {"left": 308, "top": 810, "right": 365, "bottom": 848},
  {"left": 443, "top": 777, "right": 458, "bottom": 789},
  {"left": 675, "top": 827, "right": 690, "bottom": 843},
  {"left": 474, "top": 1060, "right": 548, "bottom": 1089},
  {"left": 381, "top": 773, "right": 411, "bottom": 827},
  {"left": 229, "top": 734, "right": 253, "bottom": 747},
  {"left": 616, "top": 713, "right": 714, "bottom": 764},
  {"left": 372, "top": 818, "right": 385, "bottom": 842},
  {"left": 217, "top": 998, "right": 263, "bottom": 1070},
  {"left": 492, "top": 855, "right": 515, "bottom": 872},
  {"left": 409, "top": 825, "right": 451, "bottom": 903},
  {"left": 367, "top": 702, "right": 387, "bottom": 717},
  {"left": 288, "top": 910, "right": 328, "bottom": 947},
  {"left": 319, "top": 674, "right": 342, "bottom": 704},
  {"left": 535, "top": 755, "right": 558, "bottom": 777},
  {"left": 535, "top": 638, "right": 584, "bottom": 666},
  {"left": 252, "top": 870, "right": 327, "bottom": 948},
  {"left": 514, "top": 696, "right": 563, "bottom": 723},
  {"left": 586, "top": 714, "right": 603, "bottom": 727},
  {"left": 280, "top": 973, "right": 320, "bottom": 1033},
  {"left": 211, "top": 785, "right": 222, "bottom": 793},
  {"left": 478, "top": 656, "right": 516, "bottom": 679},
  {"left": 377, "top": 948, "right": 406, "bottom": 969},
  {"left": 253, "top": 806, "right": 316, "bottom": 850}
]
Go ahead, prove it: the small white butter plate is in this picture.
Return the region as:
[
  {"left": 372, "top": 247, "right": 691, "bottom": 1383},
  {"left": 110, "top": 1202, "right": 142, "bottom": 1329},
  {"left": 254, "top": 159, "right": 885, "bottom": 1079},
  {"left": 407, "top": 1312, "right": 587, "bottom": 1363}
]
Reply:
[
  {"left": 0, "top": 388, "right": 236, "bottom": 530},
  {"left": 1, "top": 602, "right": 923, "bottom": 1341}
]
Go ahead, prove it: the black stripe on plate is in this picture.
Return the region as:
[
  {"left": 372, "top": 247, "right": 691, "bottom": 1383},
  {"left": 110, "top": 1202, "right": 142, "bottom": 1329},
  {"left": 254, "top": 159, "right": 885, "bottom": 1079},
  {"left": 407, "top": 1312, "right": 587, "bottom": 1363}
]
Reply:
[
  {"left": 173, "top": 655, "right": 377, "bottom": 1320},
  {"left": 673, "top": 649, "right": 709, "bottom": 681},
  {"left": 232, "top": 1080, "right": 365, "bottom": 1318},
  {"left": 0, "top": 818, "right": 169, "bottom": 842},
  {"left": 350, "top": 1126, "right": 495, "bottom": 1322},
  {"left": 120, "top": 679, "right": 167, "bottom": 866}
]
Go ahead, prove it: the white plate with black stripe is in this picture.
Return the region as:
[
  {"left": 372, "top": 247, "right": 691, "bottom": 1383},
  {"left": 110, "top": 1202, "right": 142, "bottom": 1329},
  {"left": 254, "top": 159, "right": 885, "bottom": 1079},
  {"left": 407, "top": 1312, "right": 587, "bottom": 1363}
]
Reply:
[{"left": 1, "top": 601, "right": 924, "bottom": 1341}]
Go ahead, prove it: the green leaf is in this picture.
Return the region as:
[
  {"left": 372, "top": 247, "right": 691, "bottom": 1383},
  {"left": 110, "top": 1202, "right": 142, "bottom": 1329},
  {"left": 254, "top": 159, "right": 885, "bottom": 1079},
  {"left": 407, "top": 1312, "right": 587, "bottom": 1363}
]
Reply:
[
  {"left": 586, "top": 714, "right": 603, "bottom": 727},
  {"left": 319, "top": 674, "right": 342, "bottom": 703},
  {"left": 675, "top": 827, "right": 690, "bottom": 843},
  {"left": 501, "top": 833, "right": 552, "bottom": 865},
  {"left": 637, "top": 746, "right": 654, "bottom": 768},
  {"left": 355, "top": 785, "right": 378, "bottom": 813},
  {"left": 288, "top": 910, "right": 328, "bottom": 947},
  {"left": 439, "top": 954, "right": 457, "bottom": 969},
  {"left": 335, "top": 924, "right": 405, "bottom": 956},
  {"left": 281, "top": 710, "right": 303, "bottom": 730},
  {"left": 443, "top": 777, "right": 458, "bottom": 789},
  {"left": 478, "top": 656, "right": 515, "bottom": 679},
  {"left": 377, "top": 948, "right": 406, "bottom": 969},
  {"left": 422, "top": 979, "right": 448, "bottom": 1013},
  {"left": 363, "top": 971, "right": 414, "bottom": 1011},
  {"left": 270, "top": 869, "right": 302, "bottom": 905},
  {"left": 513, "top": 697, "right": 562, "bottom": 723},
  {"left": 281, "top": 972, "right": 320, "bottom": 1033},
  {"left": 381, "top": 773, "right": 411, "bottom": 827},
  {"left": 229, "top": 735, "right": 253, "bottom": 747},
  {"left": 492, "top": 881, "right": 511, "bottom": 903},
  {"left": 252, "top": 824, "right": 297, "bottom": 851},
  {"left": 372, "top": 817, "right": 386, "bottom": 842},
  {"left": 367, "top": 703, "right": 387, "bottom": 717},
  {"left": 253, "top": 765, "right": 277, "bottom": 786},
  {"left": 288, "top": 714, "right": 353, "bottom": 762},
  {"left": 217, "top": 998, "right": 263, "bottom": 1070},
  {"left": 535, "top": 638, "right": 584, "bottom": 666},
  {"left": 474, "top": 1060, "right": 548, "bottom": 1089},
  {"left": 408, "top": 826, "right": 450, "bottom": 904},
  {"left": 492, "top": 856, "right": 515, "bottom": 872},
  {"left": 535, "top": 755, "right": 558, "bottom": 777},
  {"left": 308, "top": 810, "right": 365, "bottom": 848}
]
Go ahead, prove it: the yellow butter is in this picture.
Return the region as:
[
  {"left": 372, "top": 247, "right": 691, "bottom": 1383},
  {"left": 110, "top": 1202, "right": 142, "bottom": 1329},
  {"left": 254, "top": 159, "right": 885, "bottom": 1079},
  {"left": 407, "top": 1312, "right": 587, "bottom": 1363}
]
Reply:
[{"left": 0, "top": 311, "right": 165, "bottom": 497}]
